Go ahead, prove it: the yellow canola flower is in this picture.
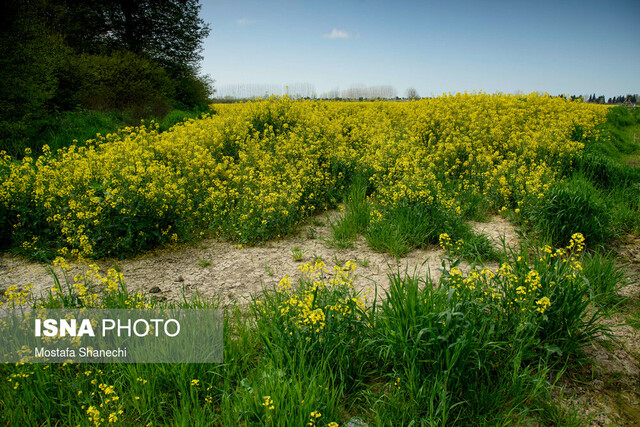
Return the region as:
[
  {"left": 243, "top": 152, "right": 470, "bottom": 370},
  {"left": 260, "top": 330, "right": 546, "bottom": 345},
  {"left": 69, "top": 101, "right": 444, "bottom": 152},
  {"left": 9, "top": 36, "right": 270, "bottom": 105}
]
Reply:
[
  {"left": 1, "top": 95, "right": 607, "bottom": 260},
  {"left": 536, "top": 296, "right": 552, "bottom": 313}
]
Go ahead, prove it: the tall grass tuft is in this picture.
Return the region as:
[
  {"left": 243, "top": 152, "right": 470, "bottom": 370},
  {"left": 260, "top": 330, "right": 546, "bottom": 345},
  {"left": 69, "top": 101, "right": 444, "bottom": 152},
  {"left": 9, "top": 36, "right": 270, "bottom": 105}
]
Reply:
[
  {"left": 526, "top": 175, "right": 614, "bottom": 247},
  {"left": 582, "top": 250, "right": 629, "bottom": 309},
  {"left": 328, "top": 177, "right": 371, "bottom": 248}
]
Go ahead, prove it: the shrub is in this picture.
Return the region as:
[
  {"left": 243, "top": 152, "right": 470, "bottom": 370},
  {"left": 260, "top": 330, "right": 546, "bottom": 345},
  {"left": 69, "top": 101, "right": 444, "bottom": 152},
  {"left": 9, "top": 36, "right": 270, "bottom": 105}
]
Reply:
[{"left": 172, "top": 73, "right": 214, "bottom": 109}]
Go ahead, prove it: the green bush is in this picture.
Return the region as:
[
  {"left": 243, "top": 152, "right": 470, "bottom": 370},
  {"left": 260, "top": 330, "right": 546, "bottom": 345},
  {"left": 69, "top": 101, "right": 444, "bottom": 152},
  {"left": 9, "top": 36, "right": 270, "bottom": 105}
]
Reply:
[
  {"left": 368, "top": 234, "right": 607, "bottom": 424},
  {"left": 172, "top": 73, "right": 214, "bottom": 109},
  {"left": 0, "top": 2, "right": 68, "bottom": 157}
]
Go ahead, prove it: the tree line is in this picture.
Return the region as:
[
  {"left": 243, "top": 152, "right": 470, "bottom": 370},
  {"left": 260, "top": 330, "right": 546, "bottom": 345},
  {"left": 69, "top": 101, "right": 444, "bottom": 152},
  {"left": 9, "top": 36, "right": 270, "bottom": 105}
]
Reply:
[
  {"left": 583, "top": 94, "right": 638, "bottom": 104},
  {"left": 0, "top": 0, "right": 212, "bottom": 155}
]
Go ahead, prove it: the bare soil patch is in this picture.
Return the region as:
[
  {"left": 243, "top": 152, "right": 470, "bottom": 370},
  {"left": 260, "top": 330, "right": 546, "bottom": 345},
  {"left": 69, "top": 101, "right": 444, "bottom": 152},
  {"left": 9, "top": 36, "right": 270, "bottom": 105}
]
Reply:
[{"left": 0, "top": 211, "right": 524, "bottom": 305}]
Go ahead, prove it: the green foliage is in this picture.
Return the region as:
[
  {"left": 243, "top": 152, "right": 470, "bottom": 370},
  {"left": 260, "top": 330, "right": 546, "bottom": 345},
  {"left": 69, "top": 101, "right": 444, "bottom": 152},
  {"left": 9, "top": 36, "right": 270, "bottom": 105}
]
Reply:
[
  {"left": 366, "top": 198, "right": 497, "bottom": 262},
  {"left": 172, "top": 74, "right": 215, "bottom": 109},
  {"left": 157, "top": 109, "right": 207, "bottom": 132},
  {"left": 576, "top": 151, "right": 640, "bottom": 189},
  {"left": 366, "top": 200, "right": 468, "bottom": 256},
  {"left": 606, "top": 106, "right": 640, "bottom": 129},
  {"left": 365, "top": 235, "right": 607, "bottom": 424},
  {"left": 582, "top": 250, "right": 628, "bottom": 308},
  {"left": 0, "top": 0, "right": 68, "bottom": 156},
  {"left": 439, "top": 232, "right": 499, "bottom": 264},
  {"left": 563, "top": 105, "right": 640, "bottom": 241},
  {"left": 52, "top": 0, "right": 210, "bottom": 75},
  {"left": 290, "top": 246, "right": 305, "bottom": 261},
  {"left": 0, "top": 0, "right": 213, "bottom": 156},
  {"left": 0, "top": 237, "right": 613, "bottom": 425},
  {"left": 329, "top": 178, "right": 371, "bottom": 248},
  {"left": 526, "top": 175, "right": 614, "bottom": 247},
  {"left": 63, "top": 51, "right": 173, "bottom": 117},
  {"left": 251, "top": 262, "right": 368, "bottom": 389}
]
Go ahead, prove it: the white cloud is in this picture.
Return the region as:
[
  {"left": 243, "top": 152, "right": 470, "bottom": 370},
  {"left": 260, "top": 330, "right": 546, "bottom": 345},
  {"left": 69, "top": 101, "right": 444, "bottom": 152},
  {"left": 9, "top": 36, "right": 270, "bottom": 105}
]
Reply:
[
  {"left": 323, "top": 29, "right": 350, "bottom": 39},
  {"left": 236, "top": 18, "right": 254, "bottom": 27}
]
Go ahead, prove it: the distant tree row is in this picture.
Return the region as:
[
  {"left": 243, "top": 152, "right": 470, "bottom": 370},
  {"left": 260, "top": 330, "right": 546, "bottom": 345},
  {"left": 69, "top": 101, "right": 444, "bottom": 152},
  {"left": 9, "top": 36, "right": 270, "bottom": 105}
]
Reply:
[
  {"left": 216, "top": 83, "right": 317, "bottom": 100},
  {"left": 558, "top": 93, "right": 640, "bottom": 104},
  {"left": 1, "top": 0, "right": 212, "bottom": 153},
  {"left": 215, "top": 84, "right": 399, "bottom": 101},
  {"left": 605, "top": 95, "right": 638, "bottom": 104}
]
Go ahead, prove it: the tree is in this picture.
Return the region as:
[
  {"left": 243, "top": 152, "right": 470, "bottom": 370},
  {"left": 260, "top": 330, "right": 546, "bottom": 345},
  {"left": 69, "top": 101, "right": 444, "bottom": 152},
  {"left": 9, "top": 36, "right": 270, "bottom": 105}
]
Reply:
[
  {"left": 406, "top": 87, "right": 420, "bottom": 100},
  {"left": 53, "top": 0, "right": 210, "bottom": 77},
  {"left": 0, "top": 0, "right": 67, "bottom": 154}
]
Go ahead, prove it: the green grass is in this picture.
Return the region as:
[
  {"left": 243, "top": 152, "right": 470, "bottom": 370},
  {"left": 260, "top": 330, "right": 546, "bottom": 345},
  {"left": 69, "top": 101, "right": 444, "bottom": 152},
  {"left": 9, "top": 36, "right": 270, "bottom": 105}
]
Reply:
[
  {"left": 366, "top": 200, "right": 499, "bottom": 262},
  {"left": 1, "top": 102, "right": 636, "bottom": 425},
  {"left": 290, "top": 246, "right": 305, "bottom": 262},
  {"left": 5, "top": 107, "right": 207, "bottom": 158},
  {"left": 328, "top": 178, "right": 371, "bottom": 249},
  {"left": 525, "top": 174, "right": 615, "bottom": 248},
  {"left": 0, "top": 236, "right": 612, "bottom": 425},
  {"left": 582, "top": 250, "right": 628, "bottom": 309},
  {"left": 197, "top": 259, "right": 212, "bottom": 267},
  {"left": 264, "top": 263, "right": 274, "bottom": 276},
  {"left": 9, "top": 110, "right": 130, "bottom": 157},
  {"left": 545, "top": 106, "right": 640, "bottom": 244}
]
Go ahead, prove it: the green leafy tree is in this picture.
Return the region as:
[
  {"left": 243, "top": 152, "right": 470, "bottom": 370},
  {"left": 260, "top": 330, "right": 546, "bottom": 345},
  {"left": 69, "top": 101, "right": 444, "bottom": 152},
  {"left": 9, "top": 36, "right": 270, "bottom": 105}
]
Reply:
[
  {"left": 53, "top": 0, "right": 210, "bottom": 75},
  {"left": 52, "top": 0, "right": 212, "bottom": 106},
  {"left": 0, "top": 0, "right": 67, "bottom": 154}
]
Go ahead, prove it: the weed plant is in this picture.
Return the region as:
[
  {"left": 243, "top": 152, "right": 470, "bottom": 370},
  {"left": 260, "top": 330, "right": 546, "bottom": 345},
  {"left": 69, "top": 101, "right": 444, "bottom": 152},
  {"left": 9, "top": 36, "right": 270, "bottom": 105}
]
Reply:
[{"left": 582, "top": 250, "right": 629, "bottom": 309}]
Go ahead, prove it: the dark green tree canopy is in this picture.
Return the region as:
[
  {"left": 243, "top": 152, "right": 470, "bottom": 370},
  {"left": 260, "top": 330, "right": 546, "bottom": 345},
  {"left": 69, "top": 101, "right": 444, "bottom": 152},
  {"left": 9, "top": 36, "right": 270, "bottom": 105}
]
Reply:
[
  {"left": 1, "top": 0, "right": 212, "bottom": 156},
  {"left": 53, "top": 0, "right": 210, "bottom": 76}
]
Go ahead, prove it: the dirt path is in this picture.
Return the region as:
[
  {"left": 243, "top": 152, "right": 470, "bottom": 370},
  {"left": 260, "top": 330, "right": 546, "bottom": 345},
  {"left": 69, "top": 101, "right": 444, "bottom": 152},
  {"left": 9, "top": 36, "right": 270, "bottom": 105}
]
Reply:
[{"left": 0, "top": 212, "right": 520, "bottom": 305}]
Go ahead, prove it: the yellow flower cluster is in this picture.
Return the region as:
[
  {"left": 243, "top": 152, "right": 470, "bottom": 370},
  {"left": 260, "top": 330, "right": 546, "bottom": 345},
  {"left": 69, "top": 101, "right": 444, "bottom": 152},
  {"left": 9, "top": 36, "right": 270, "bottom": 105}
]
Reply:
[
  {"left": 439, "top": 233, "right": 463, "bottom": 255},
  {"left": 442, "top": 233, "right": 588, "bottom": 321},
  {"left": 308, "top": 410, "right": 322, "bottom": 426},
  {"left": 0, "top": 284, "right": 33, "bottom": 308},
  {"left": 83, "top": 382, "right": 122, "bottom": 426},
  {"left": 0, "top": 94, "right": 607, "bottom": 258},
  {"left": 262, "top": 395, "right": 275, "bottom": 411},
  {"left": 269, "top": 260, "right": 363, "bottom": 340},
  {"left": 45, "top": 257, "right": 147, "bottom": 309}
]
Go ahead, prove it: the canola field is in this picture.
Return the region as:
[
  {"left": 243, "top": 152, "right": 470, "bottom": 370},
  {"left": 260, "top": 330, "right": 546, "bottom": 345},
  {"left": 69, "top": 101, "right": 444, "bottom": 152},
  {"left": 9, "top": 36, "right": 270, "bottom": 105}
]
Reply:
[
  {"left": 0, "top": 93, "right": 608, "bottom": 259},
  {"left": 2, "top": 94, "right": 640, "bottom": 425}
]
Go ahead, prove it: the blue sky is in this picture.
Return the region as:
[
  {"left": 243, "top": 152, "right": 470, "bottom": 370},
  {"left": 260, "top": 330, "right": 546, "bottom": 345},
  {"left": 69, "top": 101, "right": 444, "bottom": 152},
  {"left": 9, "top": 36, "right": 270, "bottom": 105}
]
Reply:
[{"left": 199, "top": 0, "right": 640, "bottom": 98}]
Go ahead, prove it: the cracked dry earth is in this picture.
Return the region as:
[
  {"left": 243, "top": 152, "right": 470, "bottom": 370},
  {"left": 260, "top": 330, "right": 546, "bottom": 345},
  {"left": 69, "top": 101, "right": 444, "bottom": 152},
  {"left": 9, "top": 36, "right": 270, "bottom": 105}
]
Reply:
[
  {"left": 1, "top": 211, "right": 638, "bottom": 425},
  {"left": 0, "top": 211, "right": 520, "bottom": 306}
]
